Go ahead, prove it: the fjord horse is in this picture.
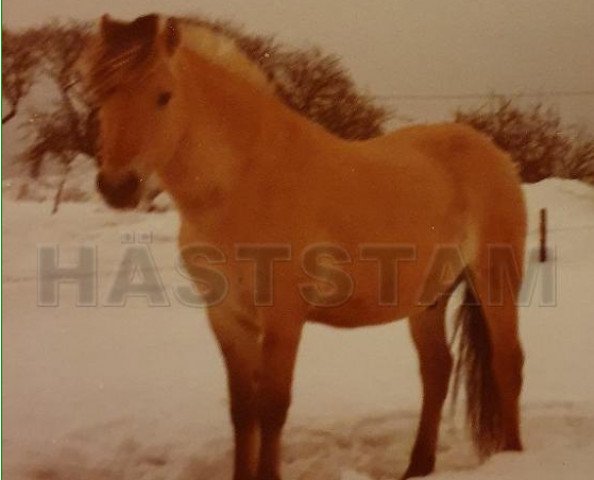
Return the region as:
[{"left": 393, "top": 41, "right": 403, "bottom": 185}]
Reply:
[{"left": 87, "top": 14, "right": 526, "bottom": 479}]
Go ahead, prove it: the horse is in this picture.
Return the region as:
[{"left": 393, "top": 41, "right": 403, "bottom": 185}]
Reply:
[{"left": 85, "top": 14, "right": 527, "bottom": 480}]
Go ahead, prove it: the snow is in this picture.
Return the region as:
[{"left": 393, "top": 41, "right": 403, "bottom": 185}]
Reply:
[{"left": 3, "top": 179, "right": 594, "bottom": 479}]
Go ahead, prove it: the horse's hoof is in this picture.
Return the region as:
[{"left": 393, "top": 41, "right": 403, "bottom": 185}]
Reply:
[
  {"left": 233, "top": 473, "right": 256, "bottom": 480},
  {"left": 401, "top": 463, "right": 434, "bottom": 479},
  {"left": 503, "top": 439, "right": 524, "bottom": 452},
  {"left": 255, "top": 471, "right": 281, "bottom": 480}
]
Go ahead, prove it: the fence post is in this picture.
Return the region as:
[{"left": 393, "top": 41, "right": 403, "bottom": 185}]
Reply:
[{"left": 539, "top": 208, "right": 547, "bottom": 262}]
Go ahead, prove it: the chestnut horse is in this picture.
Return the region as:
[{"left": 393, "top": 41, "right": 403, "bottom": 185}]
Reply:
[{"left": 86, "top": 14, "right": 526, "bottom": 480}]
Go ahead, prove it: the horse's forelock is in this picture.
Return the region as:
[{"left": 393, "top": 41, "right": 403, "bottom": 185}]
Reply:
[{"left": 89, "top": 14, "right": 161, "bottom": 98}]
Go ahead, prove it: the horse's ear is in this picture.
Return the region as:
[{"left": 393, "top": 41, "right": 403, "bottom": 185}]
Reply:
[
  {"left": 100, "top": 14, "right": 118, "bottom": 41},
  {"left": 165, "top": 17, "right": 181, "bottom": 55},
  {"left": 100, "top": 14, "right": 159, "bottom": 47}
]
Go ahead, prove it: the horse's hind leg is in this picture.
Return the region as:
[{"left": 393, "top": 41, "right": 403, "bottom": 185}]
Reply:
[
  {"left": 403, "top": 293, "right": 453, "bottom": 479},
  {"left": 471, "top": 246, "right": 524, "bottom": 452},
  {"left": 209, "top": 308, "right": 262, "bottom": 480}
]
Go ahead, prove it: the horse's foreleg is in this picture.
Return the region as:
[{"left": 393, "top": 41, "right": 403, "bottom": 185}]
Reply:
[
  {"left": 403, "top": 295, "right": 453, "bottom": 479},
  {"left": 257, "top": 322, "right": 303, "bottom": 480},
  {"left": 209, "top": 309, "right": 262, "bottom": 480}
]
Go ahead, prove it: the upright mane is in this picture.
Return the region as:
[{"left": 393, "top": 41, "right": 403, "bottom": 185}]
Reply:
[{"left": 177, "top": 19, "right": 273, "bottom": 91}]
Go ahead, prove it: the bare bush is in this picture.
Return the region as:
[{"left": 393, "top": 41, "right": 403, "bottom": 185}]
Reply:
[
  {"left": 3, "top": 22, "right": 98, "bottom": 212},
  {"left": 271, "top": 47, "right": 387, "bottom": 140},
  {"left": 558, "top": 134, "right": 594, "bottom": 185},
  {"left": 2, "top": 29, "right": 42, "bottom": 124},
  {"left": 21, "top": 20, "right": 98, "bottom": 177},
  {"left": 455, "top": 97, "right": 577, "bottom": 183}
]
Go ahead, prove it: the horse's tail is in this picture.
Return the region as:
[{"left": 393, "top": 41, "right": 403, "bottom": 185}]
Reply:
[{"left": 452, "top": 280, "right": 504, "bottom": 459}]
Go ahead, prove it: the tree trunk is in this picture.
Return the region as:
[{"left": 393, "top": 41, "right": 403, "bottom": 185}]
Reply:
[{"left": 51, "top": 157, "right": 72, "bottom": 215}]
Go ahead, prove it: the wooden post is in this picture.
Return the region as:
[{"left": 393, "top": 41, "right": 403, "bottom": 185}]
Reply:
[{"left": 539, "top": 208, "right": 547, "bottom": 263}]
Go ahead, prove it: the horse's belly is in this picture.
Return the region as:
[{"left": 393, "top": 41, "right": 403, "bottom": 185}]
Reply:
[
  {"left": 302, "top": 247, "right": 463, "bottom": 328},
  {"left": 305, "top": 302, "right": 411, "bottom": 328}
]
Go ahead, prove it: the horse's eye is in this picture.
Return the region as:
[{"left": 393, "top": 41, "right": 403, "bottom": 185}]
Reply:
[{"left": 157, "top": 91, "right": 172, "bottom": 107}]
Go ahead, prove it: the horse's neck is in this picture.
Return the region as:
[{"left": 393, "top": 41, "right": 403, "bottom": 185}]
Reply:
[{"left": 164, "top": 48, "right": 331, "bottom": 220}]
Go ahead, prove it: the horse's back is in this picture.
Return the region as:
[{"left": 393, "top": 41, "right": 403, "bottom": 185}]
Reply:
[
  {"left": 417, "top": 123, "right": 522, "bottom": 198},
  {"left": 377, "top": 122, "right": 519, "bottom": 187},
  {"left": 378, "top": 122, "right": 527, "bottom": 239}
]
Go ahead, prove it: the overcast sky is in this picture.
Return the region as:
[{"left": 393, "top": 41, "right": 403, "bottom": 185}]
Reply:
[{"left": 4, "top": 0, "right": 594, "bottom": 126}]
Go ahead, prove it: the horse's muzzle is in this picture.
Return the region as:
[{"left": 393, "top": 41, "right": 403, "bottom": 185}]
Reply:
[{"left": 96, "top": 172, "right": 141, "bottom": 209}]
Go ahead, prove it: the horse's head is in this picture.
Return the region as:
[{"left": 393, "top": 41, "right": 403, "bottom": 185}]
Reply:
[{"left": 88, "top": 14, "right": 185, "bottom": 209}]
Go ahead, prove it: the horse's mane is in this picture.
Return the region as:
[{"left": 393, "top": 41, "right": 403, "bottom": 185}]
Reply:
[{"left": 177, "top": 18, "right": 273, "bottom": 92}]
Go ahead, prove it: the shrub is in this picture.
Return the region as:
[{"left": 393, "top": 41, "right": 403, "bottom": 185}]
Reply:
[{"left": 455, "top": 97, "right": 575, "bottom": 183}]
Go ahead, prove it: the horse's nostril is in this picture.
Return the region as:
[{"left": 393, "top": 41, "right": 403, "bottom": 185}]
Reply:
[{"left": 96, "top": 172, "right": 141, "bottom": 209}]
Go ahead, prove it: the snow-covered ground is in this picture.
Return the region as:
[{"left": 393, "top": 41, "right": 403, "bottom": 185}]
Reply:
[{"left": 3, "top": 178, "right": 594, "bottom": 479}]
